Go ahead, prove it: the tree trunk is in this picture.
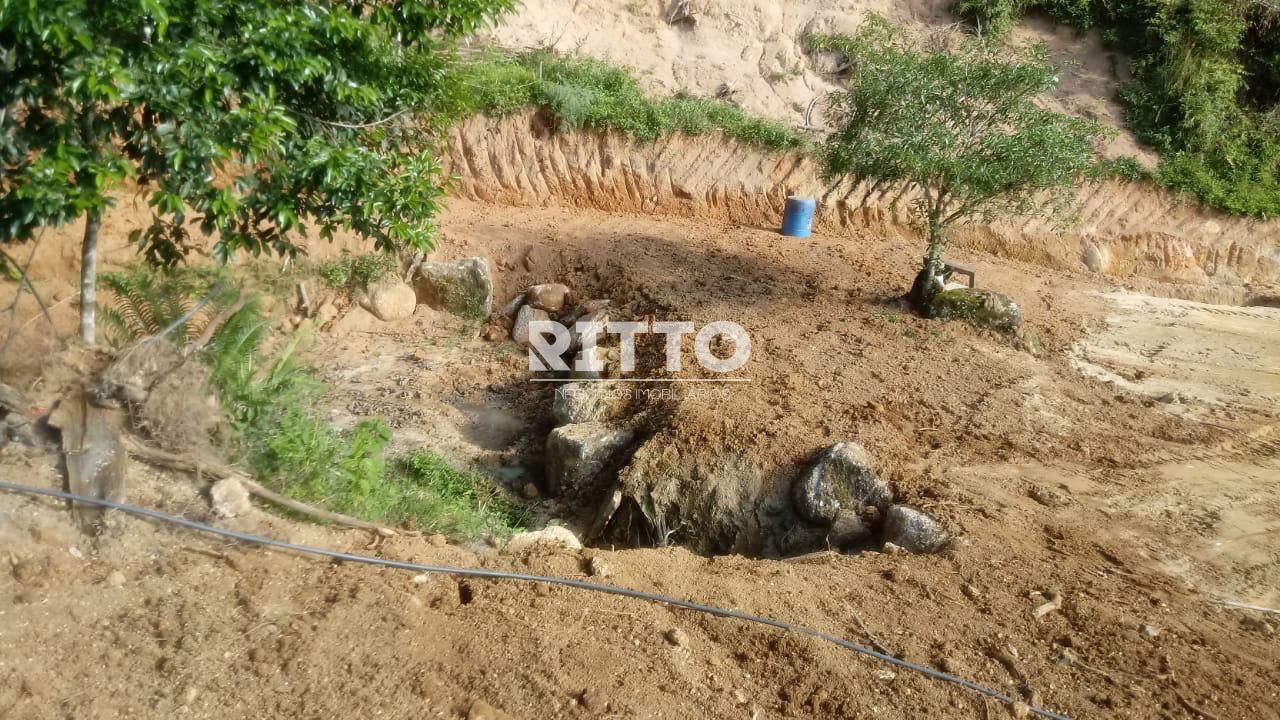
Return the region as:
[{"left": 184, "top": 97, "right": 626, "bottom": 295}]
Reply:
[
  {"left": 908, "top": 229, "right": 946, "bottom": 314},
  {"left": 80, "top": 211, "right": 101, "bottom": 345}
]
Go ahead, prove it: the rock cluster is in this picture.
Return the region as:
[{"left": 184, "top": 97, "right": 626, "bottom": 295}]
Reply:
[{"left": 792, "top": 442, "right": 951, "bottom": 554}]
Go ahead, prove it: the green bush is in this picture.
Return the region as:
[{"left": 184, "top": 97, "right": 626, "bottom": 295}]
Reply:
[
  {"left": 399, "top": 450, "right": 528, "bottom": 537},
  {"left": 953, "top": 0, "right": 1280, "bottom": 217},
  {"left": 315, "top": 251, "right": 398, "bottom": 290}
]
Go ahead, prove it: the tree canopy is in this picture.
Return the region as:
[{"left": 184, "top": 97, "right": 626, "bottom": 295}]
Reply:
[
  {"left": 1, "top": 0, "right": 511, "bottom": 341},
  {"left": 812, "top": 17, "right": 1108, "bottom": 308}
]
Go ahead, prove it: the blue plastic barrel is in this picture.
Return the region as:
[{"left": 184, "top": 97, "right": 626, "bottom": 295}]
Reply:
[{"left": 781, "top": 196, "right": 816, "bottom": 238}]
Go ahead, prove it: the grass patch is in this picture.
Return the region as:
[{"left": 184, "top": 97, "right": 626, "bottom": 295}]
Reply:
[
  {"left": 452, "top": 49, "right": 810, "bottom": 152},
  {"left": 99, "top": 264, "right": 524, "bottom": 540},
  {"left": 315, "top": 251, "right": 398, "bottom": 291},
  {"left": 205, "top": 298, "right": 524, "bottom": 538}
]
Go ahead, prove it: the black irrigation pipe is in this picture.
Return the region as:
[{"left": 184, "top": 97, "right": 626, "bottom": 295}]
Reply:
[{"left": 0, "top": 481, "right": 1070, "bottom": 720}]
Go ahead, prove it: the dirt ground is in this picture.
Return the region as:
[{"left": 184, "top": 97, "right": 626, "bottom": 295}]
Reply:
[{"left": 3, "top": 198, "right": 1279, "bottom": 719}]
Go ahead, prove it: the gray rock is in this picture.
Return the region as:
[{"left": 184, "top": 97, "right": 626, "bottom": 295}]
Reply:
[
  {"left": 359, "top": 279, "right": 417, "bottom": 321},
  {"left": 500, "top": 290, "right": 527, "bottom": 318},
  {"left": 882, "top": 505, "right": 950, "bottom": 554},
  {"left": 1, "top": 416, "right": 39, "bottom": 447},
  {"left": 827, "top": 509, "right": 872, "bottom": 549},
  {"left": 552, "top": 381, "right": 630, "bottom": 425},
  {"left": 546, "top": 423, "right": 633, "bottom": 496},
  {"left": 794, "top": 442, "right": 891, "bottom": 525},
  {"left": 413, "top": 257, "right": 492, "bottom": 319},
  {"left": 502, "top": 526, "right": 582, "bottom": 554},
  {"left": 569, "top": 305, "right": 610, "bottom": 349},
  {"left": 929, "top": 288, "right": 1023, "bottom": 333},
  {"left": 526, "top": 283, "right": 572, "bottom": 313},
  {"left": 512, "top": 304, "right": 550, "bottom": 347}
]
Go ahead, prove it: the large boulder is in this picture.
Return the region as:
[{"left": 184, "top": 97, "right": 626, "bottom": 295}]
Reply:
[
  {"left": 552, "top": 382, "right": 630, "bottom": 425},
  {"left": 546, "top": 423, "right": 633, "bottom": 496},
  {"left": 882, "top": 505, "right": 950, "bottom": 554},
  {"left": 359, "top": 279, "right": 417, "bottom": 321},
  {"left": 928, "top": 288, "right": 1023, "bottom": 333},
  {"left": 413, "top": 257, "right": 492, "bottom": 319},
  {"left": 794, "top": 442, "right": 891, "bottom": 525},
  {"left": 526, "top": 283, "right": 572, "bottom": 313},
  {"left": 512, "top": 304, "right": 550, "bottom": 347},
  {"left": 568, "top": 303, "right": 610, "bottom": 349}
]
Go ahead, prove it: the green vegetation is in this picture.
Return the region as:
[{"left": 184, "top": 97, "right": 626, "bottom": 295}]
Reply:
[
  {"left": 814, "top": 17, "right": 1108, "bottom": 312},
  {"left": 451, "top": 49, "right": 809, "bottom": 151},
  {"left": 98, "top": 265, "right": 235, "bottom": 347},
  {"left": 1, "top": 0, "right": 512, "bottom": 344},
  {"left": 100, "top": 265, "right": 524, "bottom": 539},
  {"left": 207, "top": 297, "right": 524, "bottom": 538},
  {"left": 955, "top": 0, "right": 1280, "bottom": 217},
  {"left": 316, "top": 251, "right": 399, "bottom": 291}
]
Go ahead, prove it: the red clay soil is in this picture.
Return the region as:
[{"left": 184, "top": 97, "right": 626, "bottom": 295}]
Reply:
[{"left": 2, "top": 199, "right": 1278, "bottom": 719}]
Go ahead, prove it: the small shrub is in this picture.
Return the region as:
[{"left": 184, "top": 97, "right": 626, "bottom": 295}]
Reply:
[
  {"left": 1105, "top": 156, "right": 1151, "bottom": 182},
  {"left": 315, "top": 251, "right": 397, "bottom": 290}
]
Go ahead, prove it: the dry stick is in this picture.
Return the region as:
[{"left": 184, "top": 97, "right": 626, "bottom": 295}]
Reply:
[
  {"left": 1175, "top": 690, "right": 1223, "bottom": 720},
  {"left": 122, "top": 437, "right": 396, "bottom": 537},
  {"left": 181, "top": 288, "right": 248, "bottom": 358},
  {"left": 0, "top": 238, "right": 63, "bottom": 354},
  {"left": 1213, "top": 599, "right": 1280, "bottom": 615},
  {"left": 849, "top": 607, "right": 894, "bottom": 656}
]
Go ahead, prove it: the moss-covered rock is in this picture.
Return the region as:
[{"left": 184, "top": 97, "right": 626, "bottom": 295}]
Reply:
[
  {"left": 412, "top": 257, "right": 492, "bottom": 320},
  {"left": 928, "top": 288, "right": 1022, "bottom": 333}
]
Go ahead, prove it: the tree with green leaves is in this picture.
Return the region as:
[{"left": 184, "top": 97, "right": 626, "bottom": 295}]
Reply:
[
  {"left": 1, "top": 0, "right": 511, "bottom": 344},
  {"left": 812, "top": 17, "right": 1109, "bottom": 312}
]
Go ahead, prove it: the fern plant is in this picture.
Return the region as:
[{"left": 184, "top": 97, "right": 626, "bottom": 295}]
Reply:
[{"left": 98, "top": 267, "right": 231, "bottom": 347}]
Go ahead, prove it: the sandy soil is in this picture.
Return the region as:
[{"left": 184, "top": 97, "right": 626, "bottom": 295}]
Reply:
[
  {"left": 4, "top": 198, "right": 1278, "bottom": 719},
  {"left": 485, "top": 0, "right": 1152, "bottom": 160}
]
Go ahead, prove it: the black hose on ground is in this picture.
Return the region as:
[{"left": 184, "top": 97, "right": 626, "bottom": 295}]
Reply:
[{"left": 0, "top": 480, "right": 1070, "bottom": 720}]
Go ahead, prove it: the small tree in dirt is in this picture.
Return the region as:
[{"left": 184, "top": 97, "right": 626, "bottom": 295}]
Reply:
[
  {"left": 813, "top": 17, "right": 1109, "bottom": 312},
  {"left": 1, "top": 0, "right": 511, "bottom": 344}
]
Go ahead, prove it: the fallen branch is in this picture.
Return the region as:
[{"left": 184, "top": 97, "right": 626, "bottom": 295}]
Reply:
[
  {"left": 181, "top": 288, "right": 248, "bottom": 359},
  {"left": 123, "top": 437, "right": 396, "bottom": 537},
  {"left": 0, "top": 238, "right": 64, "bottom": 357},
  {"left": 849, "top": 607, "right": 894, "bottom": 656}
]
